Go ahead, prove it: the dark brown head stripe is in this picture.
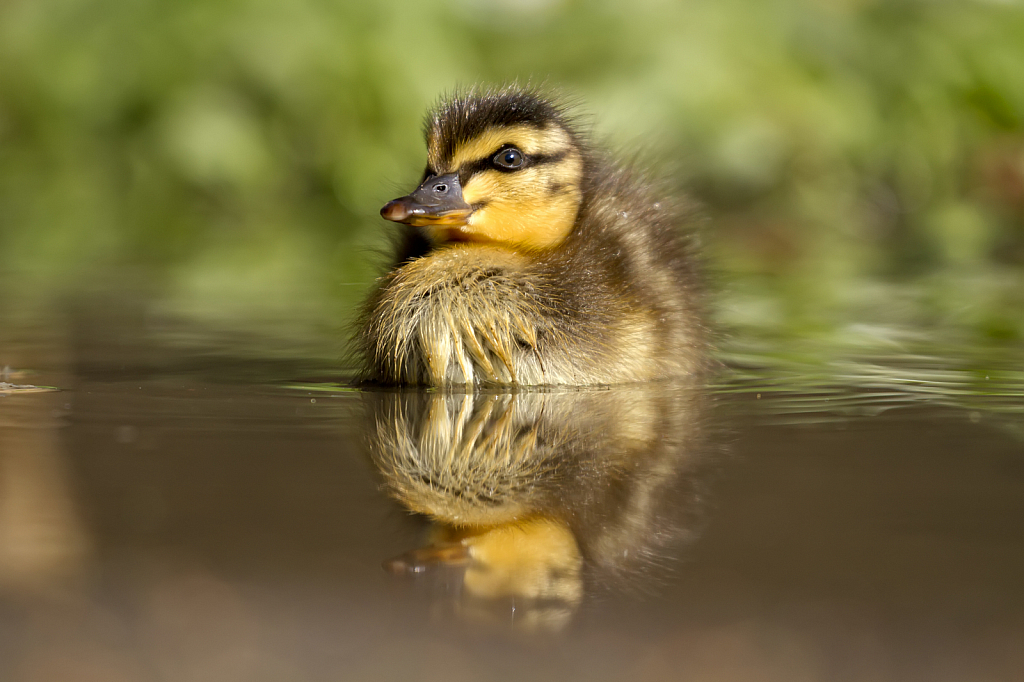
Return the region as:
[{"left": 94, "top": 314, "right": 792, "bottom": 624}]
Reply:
[{"left": 425, "top": 86, "right": 579, "bottom": 166}]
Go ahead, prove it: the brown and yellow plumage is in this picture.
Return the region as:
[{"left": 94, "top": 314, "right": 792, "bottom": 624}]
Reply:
[
  {"left": 365, "top": 385, "right": 713, "bottom": 627},
  {"left": 359, "top": 85, "right": 706, "bottom": 386}
]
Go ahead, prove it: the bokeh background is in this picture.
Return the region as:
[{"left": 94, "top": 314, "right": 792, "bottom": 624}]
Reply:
[{"left": 2, "top": 0, "right": 1023, "bottom": 367}]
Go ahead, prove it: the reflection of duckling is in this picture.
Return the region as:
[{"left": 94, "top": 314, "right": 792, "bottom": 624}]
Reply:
[
  {"left": 365, "top": 384, "right": 713, "bottom": 630},
  {"left": 360, "top": 85, "right": 706, "bottom": 386}
]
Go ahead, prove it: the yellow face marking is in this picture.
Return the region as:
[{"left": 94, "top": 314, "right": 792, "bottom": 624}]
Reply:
[
  {"left": 461, "top": 157, "right": 582, "bottom": 249},
  {"left": 428, "top": 124, "right": 574, "bottom": 174}
]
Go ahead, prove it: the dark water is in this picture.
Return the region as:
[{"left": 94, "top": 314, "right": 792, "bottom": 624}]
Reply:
[{"left": 1, "top": 319, "right": 1023, "bottom": 682}]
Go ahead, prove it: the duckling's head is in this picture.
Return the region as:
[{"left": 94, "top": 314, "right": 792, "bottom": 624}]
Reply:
[{"left": 381, "top": 87, "right": 586, "bottom": 250}]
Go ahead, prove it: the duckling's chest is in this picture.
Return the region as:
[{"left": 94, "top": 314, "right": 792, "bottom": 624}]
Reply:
[
  {"left": 362, "top": 247, "right": 563, "bottom": 385},
  {"left": 360, "top": 244, "right": 678, "bottom": 386}
]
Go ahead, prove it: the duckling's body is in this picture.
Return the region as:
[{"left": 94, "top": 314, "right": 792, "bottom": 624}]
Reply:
[{"left": 360, "top": 86, "right": 704, "bottom": 386}]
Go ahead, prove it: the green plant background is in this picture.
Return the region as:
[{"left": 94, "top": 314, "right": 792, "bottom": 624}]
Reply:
[{"left": 2, "top": 0, "right": 1023, "bottom": 367}]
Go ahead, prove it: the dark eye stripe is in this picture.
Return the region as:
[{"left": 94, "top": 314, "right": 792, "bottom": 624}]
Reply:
[
  {"left": 457, "top": 147, "right": 570, "bottom": 184},
  {"left": 532, "top": 149, "right": 569, "bottom": 165}
]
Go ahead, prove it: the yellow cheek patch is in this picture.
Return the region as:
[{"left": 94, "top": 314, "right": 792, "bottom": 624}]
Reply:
[
  {"left": 457, "top": 155, "right": 584, "bottom": 250},
  {"left": 466, "top": 196, "right": 579, "bottom": 250},
  {"left": 429, "top": 124, "right": 573, "bottom": 173},
  {"left": 461, "top": 169, "right": 508, "bottom": 206}
]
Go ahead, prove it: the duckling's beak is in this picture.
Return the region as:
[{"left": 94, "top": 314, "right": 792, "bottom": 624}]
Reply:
[{"left": 380, "top": 173, "right": 473, "bottom": 227}]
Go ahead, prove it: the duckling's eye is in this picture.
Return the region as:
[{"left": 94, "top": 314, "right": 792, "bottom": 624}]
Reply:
[{"left": 493, "top": 148, "right": 524, "bottom": 170}]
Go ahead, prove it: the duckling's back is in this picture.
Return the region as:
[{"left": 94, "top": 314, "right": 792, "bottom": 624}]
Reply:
[{"left": 535, "top": 158, "right": 706, "bottom": 381}]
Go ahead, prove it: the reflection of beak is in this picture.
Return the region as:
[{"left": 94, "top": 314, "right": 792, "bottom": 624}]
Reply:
[{"left": 380, "top": 173, "right": 473, "bottom": 227}]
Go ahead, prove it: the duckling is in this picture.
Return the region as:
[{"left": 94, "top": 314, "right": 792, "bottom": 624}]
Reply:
[{"left": 360, "top": 85, "right": 705, "bottom": 386}]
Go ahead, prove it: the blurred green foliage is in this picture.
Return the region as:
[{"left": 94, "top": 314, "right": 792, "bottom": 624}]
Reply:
[{"left": 1, "top": 0, "right": 1023, "bottom": 357}]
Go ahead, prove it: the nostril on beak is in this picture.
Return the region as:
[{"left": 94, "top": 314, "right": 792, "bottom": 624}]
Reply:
[{"left": 381, "top": 200, "right": 411, "bottom": 222}]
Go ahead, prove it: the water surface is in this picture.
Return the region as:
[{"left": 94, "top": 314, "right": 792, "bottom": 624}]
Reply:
[{"left": 1, "top": 315, "right": 1022, "bottom": 681}]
